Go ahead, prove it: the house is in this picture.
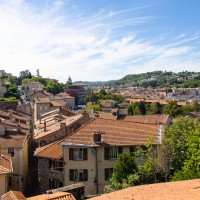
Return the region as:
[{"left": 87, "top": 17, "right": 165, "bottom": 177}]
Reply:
[
  {"left": 28, "top": 89, "right": 53, "bottom": 102},
  {"left": 24, "top": 82, "right": 44, "bottom": 94},
  {"left": 0, "top": 119, "right": 29, "bottom": 192},
  {"left": 0, "top": 154, "right": 12, "bottom": 196},
  {"left": 60, "top": 118, "right": 163, "bottom": 195},
  {"left": 54, "top": 92, "right": 75, "bottom": 109},
  {"left": 34, "top": 111, "right": 89, "bottom": 146},
  {"left": 90, "top": 179, "right": 200, "bottom": 200},
  {"left": 65, "top": 84, "right": 88, "bottom": 105},
  {"left": 33, "top": 97, "right": 70, "bottom": 121},
  {"left": 34, "top": 139, "right": 64, "bottom": 193},
  {"left": 34, "top": 110, "right": 90, "bottom": 192}
]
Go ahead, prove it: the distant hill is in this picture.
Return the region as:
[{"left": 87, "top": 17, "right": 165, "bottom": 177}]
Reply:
[
  {"left": 73, "top": 80, "right": 116, "bottom": 87},
  {"left": 74, "top": 71, "right": 200, "bottom": 88},
  {"left": 113, "top": 71, "right": 200, "bottom": 88}
]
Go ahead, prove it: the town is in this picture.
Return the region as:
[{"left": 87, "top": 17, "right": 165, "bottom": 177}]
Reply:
[{"left": 0, "top": 69, "right": 200, "bottom": 199}]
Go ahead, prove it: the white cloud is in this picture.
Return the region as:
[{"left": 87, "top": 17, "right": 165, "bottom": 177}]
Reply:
[{"left": 0, "top": 0, "right": 199, "bottom": 82}]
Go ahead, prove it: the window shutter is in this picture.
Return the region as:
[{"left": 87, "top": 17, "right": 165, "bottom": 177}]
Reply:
[
  {"left": 130, "top": 146, "right": 135, "bottom": 154},
  {"left": 83, "top": 148, "right": 88, "bottom": 160},
  {"left": 104, "top": 147, "right": 109, "bottom": 160},
  {"left": 69, "top": 169, "right": 74, "bottom": 181},
  {"left": 83, "top": 169, "right": 88, "bottom": 181},
  {"left": 118, "top": 147, "right": 123, "bottom": 154},
  {"left": 105, "top": 168, "right": 109, "bottom": 181},
  {"left": 69, "top": 148, "right": 74, "bottom": 160}
]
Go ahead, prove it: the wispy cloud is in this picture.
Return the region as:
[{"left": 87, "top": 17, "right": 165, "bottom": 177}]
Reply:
[{"left": 0, "top": 0, "right": 199, "bottom": 82}]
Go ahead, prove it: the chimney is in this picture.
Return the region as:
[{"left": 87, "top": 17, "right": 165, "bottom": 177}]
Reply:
[
  {"left": 0, "top": 120, "right": 5, "bottom": 136},
  {"left": 93, "top": 132, "right": 101, "bottom": 143},
  {"left": 17, "top": 124, "right": 21, "bottom": 134},
  {"left": 60, "top": 122, "right": 66, "bottom": 134},
  {"left": 39, "top": 118, "right": 41, "bottom": 124},
  {"left": 44, "top": 120, "right": 47, "bottom": 132}
]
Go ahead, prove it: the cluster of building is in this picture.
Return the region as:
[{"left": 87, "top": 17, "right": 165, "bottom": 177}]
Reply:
[{"left": 0, "top": 80, "right": 200, "bottom": 199}]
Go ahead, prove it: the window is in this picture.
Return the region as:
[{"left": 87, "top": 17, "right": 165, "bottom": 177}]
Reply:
[
  {"left": 44, "top": 106, "right": 48, "bottom": 111},
  {"left": 74, "top": 148, "right": 83, "bottom": 160},
  {"left": 49, "top": 160, "right": 64, "bottom": 171},
  {"left": 109, "top": 147, "right": 118, "bottom": 159},
  {"left": 104, "top": 147, "right": 122, "bottom": 160},
  {"left": 8, "top": 147, "right": 14, "bottom": 157},
  {"left": 40, "top": 106, "right": 42, "bottom": 111},
  {"left": 69, "top": 169, "right": 88, "bottom": 182},
  {"left": 69, "top": 148, "right": 87, "bottom": 160},
  {"left": 49, "top": 179, "right": 63, "bottom": 189},
  {"left": 105, "top": 168, "right": 114, "bottom": 181}
]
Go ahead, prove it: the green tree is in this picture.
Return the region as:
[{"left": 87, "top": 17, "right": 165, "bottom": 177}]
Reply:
[
  {"left": 86, "top": 104, "right": 102, "bottom": 111},
  {"left": 0, "top": 70, "right": 8, "bottom": 84},
  {"left": 109, "top": 153, "right": 138, "bottom": 190},
  {"left": 165, "top": 117, "right": 200, "bottom": 180},
  {"left": 163, "top": 101, "right": 182, "bottom": 117},
  {"left": 66, "top": 76, "right": 72, "bottom": 88},
  {"left": 148, "top": 102, "right": 160, "bottom": 114}
]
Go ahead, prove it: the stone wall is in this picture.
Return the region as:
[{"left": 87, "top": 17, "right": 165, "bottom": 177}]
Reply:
[{"left": 38, "top": 158, "right": 64, "bottom": 193}]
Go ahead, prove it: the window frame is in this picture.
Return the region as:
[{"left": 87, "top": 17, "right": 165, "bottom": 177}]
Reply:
[{"left": 109, "top": 147, "right": 118, "bottom": 159}]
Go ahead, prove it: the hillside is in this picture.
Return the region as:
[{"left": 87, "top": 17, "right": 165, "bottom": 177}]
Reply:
[
  {"left": 74, "top": 71, "right": 200, "bottom": 88},
  {"left": 113, "top": 71, "right": 200, "bottom": 88}
]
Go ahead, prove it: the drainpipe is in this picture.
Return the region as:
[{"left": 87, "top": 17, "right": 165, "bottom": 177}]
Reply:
[{"left": 94, "top": 147, "right": 98, "bottom": 194}]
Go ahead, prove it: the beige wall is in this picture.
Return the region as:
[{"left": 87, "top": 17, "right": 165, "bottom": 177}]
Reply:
[
  {"left": 1, "top": 139, "right": 28, "bottom": 192},
  {"left": 0, "top": 174, "right": 7, "bottom": 197},
  {"left": 63, "top": 146, "right": 131, "bottom": 195}
]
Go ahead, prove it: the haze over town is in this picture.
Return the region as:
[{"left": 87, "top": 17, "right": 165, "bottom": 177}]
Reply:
[{"left": 0, "top": 0, "right": 200, "bottom": 82}]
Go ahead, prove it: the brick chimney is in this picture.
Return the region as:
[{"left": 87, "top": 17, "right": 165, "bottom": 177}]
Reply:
[
  {"left": 60, "top": 122, "right": 66, "bottom": 134},
  {"left": 93, "top": 132, "right": 101, "bottom": 143},
  {"left": 44, "top": 120, "right": 47, "bottom": 132}
]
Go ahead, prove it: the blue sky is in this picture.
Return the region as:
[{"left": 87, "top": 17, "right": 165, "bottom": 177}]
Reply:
[{"left": 0, "top": 0, "right": 200, "bottom": 82}]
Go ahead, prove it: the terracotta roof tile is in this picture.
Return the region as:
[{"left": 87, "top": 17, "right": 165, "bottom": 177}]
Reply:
[
  {"left": 61, "top": 118, "right": 161, "bottom": 147},
  {"left": 1, "top": 191, "right": 26, "bottom": 200},
  {"left": 91, "top": 179, "right": 200, "bottom": 200},
  {"left": 34, "top": 139, "right": 63, "bottom": 159},
  {"left": 0, "top": 133, "right": 27, "bottom": 148},
  {"left": 27, "top": 192, "right": 75, "bottom": 200},
  {"left": 118, "top": 114, "right": 170, "bottom": 124}
]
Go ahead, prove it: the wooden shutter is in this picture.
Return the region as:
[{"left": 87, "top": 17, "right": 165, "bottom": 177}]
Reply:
[
  {"left": 69, "top": 148, "right": 74, "bottom": 160},
  {"left": 104, "top": 147, "right": 109, "bottom": 160},
  {"left": 69, "top": 169, "right": 74, "bottom": 181},
  {"left": 105, "top": 168, "right": 109, "bottom": 181},
  {"left": 83, "top": 169, "right": 88, "bottom": 181},
  {"left": 118, "top": 147, "right": 123, "bottom": 154},
  {"left": 83, "top": 148, "right": 88, "bottom": 160}
]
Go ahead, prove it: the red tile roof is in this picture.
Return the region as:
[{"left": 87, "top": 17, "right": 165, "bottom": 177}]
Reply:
[
  {"left": 34, "top": 139, "right": 63, "bottom": 159},
  {"left": 90, "top": 179, "right": 200, "bottom": 200},
  {"left": 27, "top": 192, "right": 75, "bottom": 200},
  {"left": 60, "top": 118, "right": 161, "bottom": 147},
  {"left": 118, "top": 114, "right": 170, "bottom": 124},
  {"left": 1, "top": 191, "right": 26, "bottom": 200}
]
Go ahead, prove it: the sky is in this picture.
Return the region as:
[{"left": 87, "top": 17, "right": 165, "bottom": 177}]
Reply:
[{"left": 0, "top": 0, "right": 200, "bottom": 82}]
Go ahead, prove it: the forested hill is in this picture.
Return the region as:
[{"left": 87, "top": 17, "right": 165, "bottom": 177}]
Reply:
[
  {"left": 74, "top": 71, "right": 200, "bottom": 88},
  {"left": 113, "top": 71, "right": 200, "bottom": 88}
]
